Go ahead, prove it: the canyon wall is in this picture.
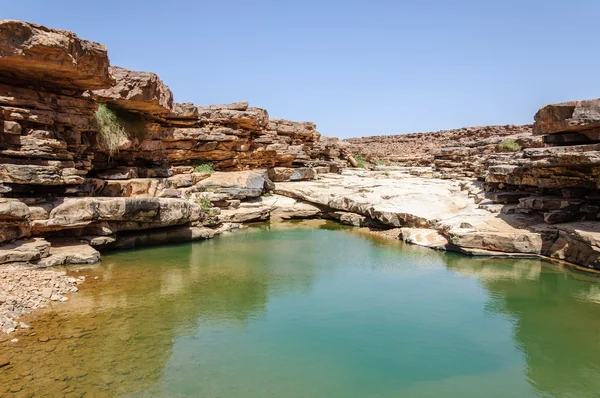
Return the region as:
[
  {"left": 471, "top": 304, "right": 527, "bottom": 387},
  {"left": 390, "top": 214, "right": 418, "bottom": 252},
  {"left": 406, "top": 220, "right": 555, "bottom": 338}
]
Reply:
[
  {"left": 0, "top": 20, "right": 346, "bottom": 267},
  {"left": 1, "top": 19, "right": 600, "bottom": 274}
]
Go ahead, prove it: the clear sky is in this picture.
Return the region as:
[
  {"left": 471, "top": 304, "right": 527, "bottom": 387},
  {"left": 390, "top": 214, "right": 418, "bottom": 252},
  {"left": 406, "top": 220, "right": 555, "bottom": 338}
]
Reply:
[{"left": 3, "top": 0, "right": 600, "bottom": 138}]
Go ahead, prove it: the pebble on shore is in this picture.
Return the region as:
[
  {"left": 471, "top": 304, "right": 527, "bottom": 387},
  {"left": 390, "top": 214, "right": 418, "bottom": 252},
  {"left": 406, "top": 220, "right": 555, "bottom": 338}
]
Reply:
[{"left": 0, "top": 265, "right": 83, "bottom": 334}]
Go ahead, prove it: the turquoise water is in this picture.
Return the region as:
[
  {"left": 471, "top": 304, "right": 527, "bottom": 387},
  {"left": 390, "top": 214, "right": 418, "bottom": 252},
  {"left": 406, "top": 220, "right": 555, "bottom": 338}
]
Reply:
[{"left": 2, "top": 220, "right": 600, "bottom": 397}]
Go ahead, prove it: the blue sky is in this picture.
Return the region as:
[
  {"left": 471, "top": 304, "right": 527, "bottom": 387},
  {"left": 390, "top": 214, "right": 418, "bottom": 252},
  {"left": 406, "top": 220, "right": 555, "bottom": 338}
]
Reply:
[{"left": 3, "top": 1, "right": 600, "bottom": 138}]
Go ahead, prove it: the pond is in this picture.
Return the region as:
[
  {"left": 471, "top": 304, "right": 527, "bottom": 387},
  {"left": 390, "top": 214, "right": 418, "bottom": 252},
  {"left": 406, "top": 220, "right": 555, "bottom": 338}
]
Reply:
[{"left": 1, "top": 220, "right": 600, "bottom": 397}]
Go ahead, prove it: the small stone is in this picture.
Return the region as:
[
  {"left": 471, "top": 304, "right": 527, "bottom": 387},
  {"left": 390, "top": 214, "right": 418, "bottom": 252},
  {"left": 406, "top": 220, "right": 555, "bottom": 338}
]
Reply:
[
  {"left": 50, "top": 294, "right": 61, "bottom": 301},
  {"left": 0, "top": 355, "right": 10, "bottom": 368},
  {"left": 19, "top": 322, "right": 30, "bottom": 329},
  {"left": 10, "top": 338, "right": 18, "bottom": 343},
  {"left": 41, "top": 288, "right": 52, "bottom": 298},
  {"left": 100, "top": 374, "right": 115, "bottom": 385}
]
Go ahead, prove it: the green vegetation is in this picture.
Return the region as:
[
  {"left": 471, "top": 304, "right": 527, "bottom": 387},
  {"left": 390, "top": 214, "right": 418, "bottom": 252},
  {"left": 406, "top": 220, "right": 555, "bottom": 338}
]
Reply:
[
  {"left": 193, "top": 163, "right": 215, "bottom": 174},
  {"left": 94, "top": 103, "right": 128, "bottom": 155},
  {"left": 196, "top": 194, "right": 221, "bottom": 225},
  {"left": 383, "top": 171, "right": 390, "bottom": 177},
  {"left": 94, "top": 103, "right": 147, "bottom": 155},
  {"left": 376, "top": 159, "right": 387, "bottom": 166},
  {"left": 354, "top": 154, "right": 367, "bottom": 169},
  {"left": 181, "top": 189, "right": 221, "bottom": 225},
  {"left": 497, "top": 139, "right": 522, "bottom": 152}
]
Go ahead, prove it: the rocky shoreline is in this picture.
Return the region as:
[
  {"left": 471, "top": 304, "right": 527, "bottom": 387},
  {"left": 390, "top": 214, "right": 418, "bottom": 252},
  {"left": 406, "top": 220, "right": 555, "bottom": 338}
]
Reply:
[{"left": 2, "top": 18, "right": 600, "bottom": 332}]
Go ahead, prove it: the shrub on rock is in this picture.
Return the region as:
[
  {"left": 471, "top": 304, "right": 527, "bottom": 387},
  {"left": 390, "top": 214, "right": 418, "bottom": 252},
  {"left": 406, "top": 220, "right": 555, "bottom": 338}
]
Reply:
[{"left": 497, "top": 139, "right": 521, "bottom": 152}]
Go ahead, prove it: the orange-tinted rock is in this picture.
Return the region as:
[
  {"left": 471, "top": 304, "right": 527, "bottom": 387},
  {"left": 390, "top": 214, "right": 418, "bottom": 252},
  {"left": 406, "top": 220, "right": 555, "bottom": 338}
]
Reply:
[
  {"left": 533, "top": 99, "right": 600, "bottom": 136},
  {"left": 92, "top": 66, "right": 173, "bottom": 116},
  {"left": 0, "top": 20, "right": 112, "bottom": 91}
]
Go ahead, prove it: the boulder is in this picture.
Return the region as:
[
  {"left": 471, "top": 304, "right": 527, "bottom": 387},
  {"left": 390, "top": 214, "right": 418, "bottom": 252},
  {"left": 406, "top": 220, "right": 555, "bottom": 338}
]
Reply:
[
  {"left": 400, "top": 228, "right": 448, "bottom": 250},
  {"left": 35, "top": 238, "right": 100, "bottom": 267},
  {"left": 169, "top": 102, "right": 199, "bottom": 119},
  {"left": 196, "top": 170, "right": 271, "bottom": 199},
  {"left": 0, "top": 20, "right": 113, "bottom": 91},
  {"left": 0, "top": 238, "right": 50, "bottom": 264},
  {"left": 533, "top": 99, "right": 600, "bottom": 135},
  {"left": 268, "top": 167, "right": 316, "bottom": 182},
  {"left": 196, "top": 106, "right": 269, "bottom": 130},
  {"left": 92, "top": 66, "right": 173, "bottom": 116}
]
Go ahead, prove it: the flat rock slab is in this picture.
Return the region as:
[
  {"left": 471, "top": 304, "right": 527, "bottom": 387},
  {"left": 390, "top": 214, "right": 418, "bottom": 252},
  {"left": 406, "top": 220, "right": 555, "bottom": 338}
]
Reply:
[
  {"left": 272, "top": 170, "right": 556, "bottom": 258},
  {"left": 196, "top": 170, "right": 271, "bottom": 200},
  {"left": 0, "top": 237, "right": 50, "bottom": 264},
  {"left": 219, "top": 194, "right": 322, "bottom": 223},
  {"left": 36, "top": 238, "right": 100, "bottom": 267}
]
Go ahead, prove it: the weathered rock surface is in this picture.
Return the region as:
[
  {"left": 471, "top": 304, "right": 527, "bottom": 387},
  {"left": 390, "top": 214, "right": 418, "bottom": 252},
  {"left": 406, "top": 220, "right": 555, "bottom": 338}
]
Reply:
[
  {"left": 92, "top": 66, "right": 173, "bottom": 116},
  {"left": 0, "top": 20, "right": 112, "bottom": 91},
  {"left": 534, "top": 99, "right": 600, "bottom": 136},
  {"left": 273, "top": 169, "right": 600, "bottom": 270},
  {"left": 268, "top": 167, "right": 316, "bottom": 182},
  {"left": 346, "top": 125, "right": 533, "bottom": 166},
  {"left": 219, "top": 195, "right": 323, "bottom": 223}
]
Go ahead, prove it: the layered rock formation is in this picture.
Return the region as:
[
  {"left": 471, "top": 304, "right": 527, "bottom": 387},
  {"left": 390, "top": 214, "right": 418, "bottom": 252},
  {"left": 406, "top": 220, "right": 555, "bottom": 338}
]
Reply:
[
  {"left": 0, "top": 19, "right": 343, "bottom": 270},
  {"left": 2, "top": 18, "right": 600, "bottom": 278},
  {"left": 346, "top": 125, "right": 533, "bottom": 166}
]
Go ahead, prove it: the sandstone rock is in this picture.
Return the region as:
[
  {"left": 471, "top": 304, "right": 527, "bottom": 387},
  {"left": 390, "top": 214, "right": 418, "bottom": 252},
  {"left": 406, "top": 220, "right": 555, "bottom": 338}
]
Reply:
[
  {"left": 268, "top": 167, "right": 316, "bottom": 182},
  {"left": 208, "top": 101, "right": 249, "bottom": 111},
  {"left": 0, "top": 238, "right": 50, "bottom": 264},
  {"left": 92, "top": 66, "right": 173, "bottom": 116},
  {"left": 0, "top": 199, "right": 30, "bottom": 220},
  {"left": 328, "top": 211, "right": 383, "bottom": 227},
  {"left": 0, "top": 159, "right": 86, "bottom": 185},
  {"left": 31, "top": 197, "right": 201, "bottom": 233},
  {"left": 399, "top": 228, "right": 448, "bottom": 250},
  {"left": 35, "top": 238, "right": 100, "bottom": 267},
  {"left": 346, "top": 124, "right": 532, "bottom": 167},
  {"left": 219, "top": 195, "right": 322, "bottom": 223},
  {"left": 545, "top": 222, "right": 600, "bottom": 269},
  {"left": 175, "top": 101, "right": 199, "bottom": 116},
  {"left": 0, "top": 20, "right": 112, "bottom": 91},
  {"left": 533, "top": 99, "right": 600, "bottom": 135},
  {"left": 196, "top": 170, "right": 271, "bottom": 199},
  {"left": 197, "top": 106, "right": 269, "bottom": 130},
  {"left": 274, "top": 170, "right": 472, "bottom": 228}
]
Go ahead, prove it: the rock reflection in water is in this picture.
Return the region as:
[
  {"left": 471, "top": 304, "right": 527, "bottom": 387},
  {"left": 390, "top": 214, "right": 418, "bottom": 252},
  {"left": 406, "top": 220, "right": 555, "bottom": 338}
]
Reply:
[{"left": 446, "top": 254, "right": 600, "bottom": 398}]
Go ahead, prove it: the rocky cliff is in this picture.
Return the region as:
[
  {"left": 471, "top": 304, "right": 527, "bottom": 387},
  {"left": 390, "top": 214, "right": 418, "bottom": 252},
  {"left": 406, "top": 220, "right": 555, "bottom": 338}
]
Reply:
[
  {"left": 0, "top": 20, "right": 347, "bottom": 272},
  {"left": 1, "top": 18, "right": 600, "bottom": 290}
]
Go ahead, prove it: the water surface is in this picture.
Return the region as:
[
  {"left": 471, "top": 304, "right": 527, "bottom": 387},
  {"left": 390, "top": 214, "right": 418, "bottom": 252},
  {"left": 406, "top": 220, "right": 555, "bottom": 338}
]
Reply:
[{"left": 1, "top": 221, "right": 600, "bottom": 397}]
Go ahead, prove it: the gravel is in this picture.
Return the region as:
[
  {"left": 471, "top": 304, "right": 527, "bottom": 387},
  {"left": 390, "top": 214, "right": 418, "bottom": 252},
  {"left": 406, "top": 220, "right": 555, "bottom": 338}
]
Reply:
[{"left": 0, "top": 264, "right": 84, "bottom": 334}]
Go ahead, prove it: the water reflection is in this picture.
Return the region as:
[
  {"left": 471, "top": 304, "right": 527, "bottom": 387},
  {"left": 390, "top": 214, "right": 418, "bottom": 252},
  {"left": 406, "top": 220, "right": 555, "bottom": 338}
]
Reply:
[
  {"left": 446, "top": 254, "right": 600, "bottom": 398},
  {"left": 0, "top": 222, "right": 599, "bottom": 397}
]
